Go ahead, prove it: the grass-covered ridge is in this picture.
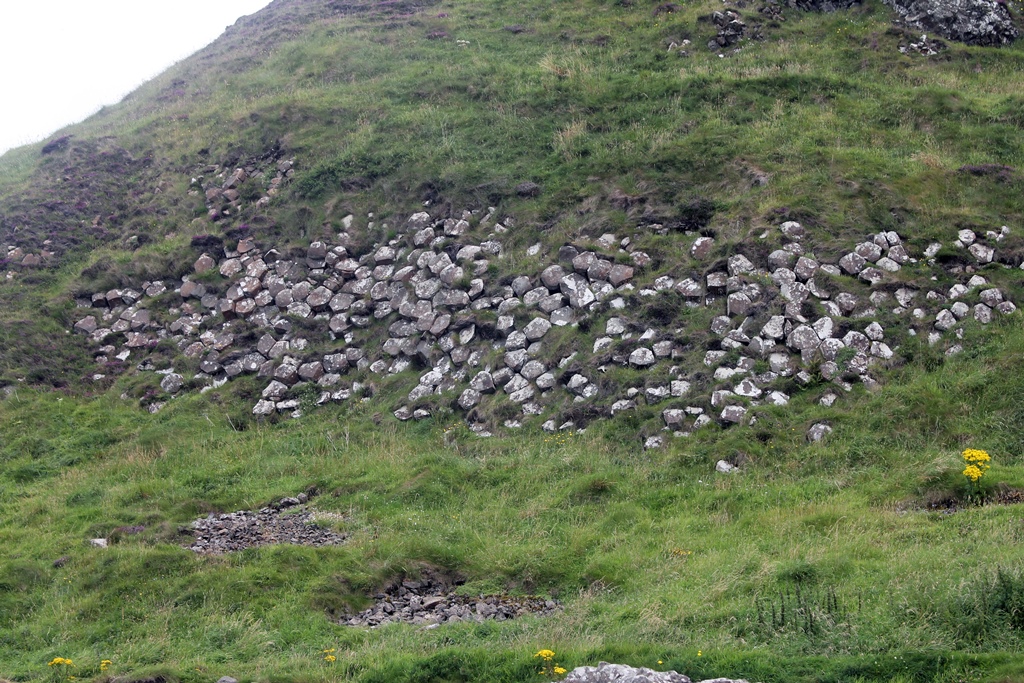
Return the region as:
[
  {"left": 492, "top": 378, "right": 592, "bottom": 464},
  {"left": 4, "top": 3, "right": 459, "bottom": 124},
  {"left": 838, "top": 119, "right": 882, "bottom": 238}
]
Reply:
[
  {"left": 1, "top": 0, "right": 1024, "bottom": 680},
  {"left": 3, "top": 0, "right": 1023, "bottom": 262}
]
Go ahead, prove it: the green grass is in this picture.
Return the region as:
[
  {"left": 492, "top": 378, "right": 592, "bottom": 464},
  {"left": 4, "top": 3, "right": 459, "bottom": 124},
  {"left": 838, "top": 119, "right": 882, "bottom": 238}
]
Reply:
[{"left": 2, "top": 318, "right": 1024, "bottom": 681}]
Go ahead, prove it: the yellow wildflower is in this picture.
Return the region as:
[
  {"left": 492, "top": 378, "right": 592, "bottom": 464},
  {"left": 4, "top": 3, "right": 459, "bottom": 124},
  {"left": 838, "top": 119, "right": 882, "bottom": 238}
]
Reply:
[
  {"left": 554, "top": 667, "right": 568, "bottom": 675},
  {"left": 962, "top": 448, "right": 991, "bottom": 484},
  {"left": 963, "top": 448, "right": 991, "bottom": 464},
  {"left": 535, "top": 650, "right": 556, "bottom": 660}
]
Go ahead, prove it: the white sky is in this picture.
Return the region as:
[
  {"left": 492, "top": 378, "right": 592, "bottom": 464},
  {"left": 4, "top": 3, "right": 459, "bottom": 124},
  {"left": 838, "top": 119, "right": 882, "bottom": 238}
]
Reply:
[{"left": 0, "top": 1, "right": 272, "bottom": 156}]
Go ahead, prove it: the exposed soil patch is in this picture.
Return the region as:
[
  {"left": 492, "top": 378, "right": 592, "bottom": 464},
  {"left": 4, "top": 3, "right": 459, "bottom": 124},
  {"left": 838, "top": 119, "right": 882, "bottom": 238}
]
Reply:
[
  {"left": 185, "top": 506, "right": 346, "bottom": 554},
  {"left": 342, "top": 570, "right": 561, "bottom": 628},
  {"left": 908, "top": 486, "right": 1024, "bottom": 514}
]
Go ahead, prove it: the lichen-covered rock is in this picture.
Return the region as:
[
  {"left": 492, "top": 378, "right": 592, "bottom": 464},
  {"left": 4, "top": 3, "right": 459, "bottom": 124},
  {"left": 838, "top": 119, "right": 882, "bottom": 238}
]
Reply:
[
  {"left": 629, "top": 348, "right": 657, "bottom": 368},
  {"left": 562, "top": 663, "right": 692, "bottom": 683},
  {"left": 720, "top": 405, "right": 747, "bottom": 424},
  {"left": 883, "top": 0, "right": 1017, "bottom": 45},
  {"left": 458, "top": 388, "right": 482, "bottom": 410},
  {"left": 160, "top": 373, "right": 184, "bottom": 393},
  {"left": 807, "top": 422, "right": 833, "bottom": 442}
]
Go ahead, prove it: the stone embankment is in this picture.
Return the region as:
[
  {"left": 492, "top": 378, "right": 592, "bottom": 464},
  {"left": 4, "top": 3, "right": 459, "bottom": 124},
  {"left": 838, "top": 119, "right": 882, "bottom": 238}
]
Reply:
[{"left": 70, "top": 168, "right": 1018, "bottom": 442}]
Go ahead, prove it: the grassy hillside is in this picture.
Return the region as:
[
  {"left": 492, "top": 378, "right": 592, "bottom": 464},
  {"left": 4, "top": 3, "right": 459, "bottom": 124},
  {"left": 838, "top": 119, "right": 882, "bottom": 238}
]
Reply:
[
  {"left": 3, "top": 320, "right": 1024, "bottom": 681},
  {"left": 2, "top": 0, "right": 1024, "bottom": 681}
]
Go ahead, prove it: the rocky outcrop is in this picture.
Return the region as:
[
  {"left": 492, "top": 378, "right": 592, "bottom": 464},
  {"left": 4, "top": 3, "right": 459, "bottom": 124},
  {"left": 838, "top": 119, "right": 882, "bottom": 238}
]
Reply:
[
  {"left": 340, "top": 571, "right": 560, "bottom": 628},
  {"left": 562, "top": 664, "right": 692, "bottom": 683},
  {"left": 559, "top": 662, "right": 751, "bottom": 683},
  {"left": 71, "top": 181, "right": 1018, "bottom": 441},
  {"left": 186, "top": 497, "right": 346, "bottom": 554},
  {"left": 781, "top": 0, "right": 1016, "bottom": 45},
  {"left": 884, "top": 0, "right": 1017, "bottom": 45},
  {"left": 709, "top": 10, "right": 746, "bottom": 49}
]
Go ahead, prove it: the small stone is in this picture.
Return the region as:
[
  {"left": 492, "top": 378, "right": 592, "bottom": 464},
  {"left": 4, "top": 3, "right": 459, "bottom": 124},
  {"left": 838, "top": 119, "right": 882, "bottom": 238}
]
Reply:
[
  {"left": 727, "top": 292, "right": 751, "bottom": 316},
  {"left": 521, "top": 360, "right": 547, "bottom": 380},
  {"left": 859, "top": 267, "right": 884, "bottom": 285},
  {"left": 870, "top": 342, "right": 894, "bottom": 359},
  {"left": 710, "top": 316, "right": 732, "bottom": 335},
  {"left": 524, "top": 318, "right": 552, "bottom": 341},
  {"left": 728, "top": 254, "right": 755, "bottom": 276},
  {"left": 75, "top": 316, "right": 98, "bottom": 334},
  {"left": 606, "top": 262, "right": 630, "bottom": 282},
  {"left": 768, "top": 249, "right": 795, "bottom": 270},
  {"left": 980, "top": 288, "right": 1004, "bottom": 307},
  {"left": 720, "top": 405, "right": 747, "bottom": 424},
  {"left": 549, "top": 307, "right": 574, "bottom": 326},
  {"left": 219, "top": 258, "right": 243, "bottom": 278},
  {"left": 691, "top": 236, "right": 715, "bottom": 259},
  {"left": 787, "top": 325, "right": 819, "bottom": 351},
  {"left": 644, "top": 385, "right": 670, "bottom": 403},
  {"left": 194, "top": 254, "right": 216, "bottom": 273},
  {"left": 644, "top": 436, "right": 664, "bottom": 450},
  {"left": 839, "top": 252, "right": 866, "bottom": 275},
  {"left": 855, "top": 242, "right": 883, "bottom": 262},
  {"left": 706, "top": 272, "right": 728, "bottom": 291},
  {"left": 629, "top": 348, "right": 657, "bottom": 368},
  {"left": 876, "top": 257, "right": 900, "bottom": 272},
  {"left": 813, "top": 317, "right": 835, "bottom": 340},
  {"left": 935, "top": 309, "right": 957, "bottom": 331},
  {"left": 663, "top": 409, "right": 686, "bottom": 428},
  {"left": 807, "top": 423, "right": 833, "bottom": 442},
  {"left": 535, "top": 373, "right": 556, "bottom": 390},
  {"left": 160, "top": 373, "right": 184, "bottom": 394},
  {"left": 780, "top": 221, "right": 805, "bottom": 240},
  {"left": 968, "top": 243, "right": 994, "bottom": 264},
  {"left": 458, "top": 388, "right": 482, "bottom": 410},
  {"left": 734, "top": 378, "right": 762, "bottom": 398},
  {"left": 540, "top": 265, "right": 566, "bottom": 290}
]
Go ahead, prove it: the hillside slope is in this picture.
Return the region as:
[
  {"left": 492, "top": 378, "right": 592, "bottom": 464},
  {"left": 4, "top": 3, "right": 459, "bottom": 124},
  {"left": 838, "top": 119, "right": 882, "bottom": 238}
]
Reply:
[{"left": 2, "top": 0, "right": 1024, "bottom": 681}]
